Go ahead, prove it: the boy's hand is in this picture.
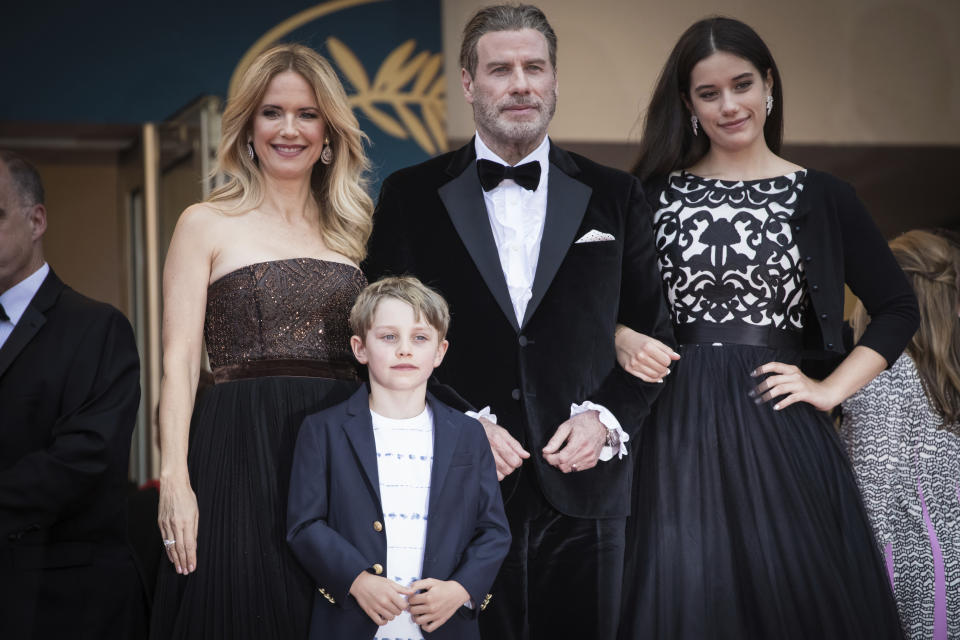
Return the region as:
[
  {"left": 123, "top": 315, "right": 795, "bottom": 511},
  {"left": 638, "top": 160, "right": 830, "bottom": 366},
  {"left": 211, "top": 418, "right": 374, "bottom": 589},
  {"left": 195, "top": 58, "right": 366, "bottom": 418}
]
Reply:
[
  {"left": 408, "top": 578, "right": 471, "bottom": 632},
  {"left": 349, "top": 571, "right": 414, "bottom": 625}
]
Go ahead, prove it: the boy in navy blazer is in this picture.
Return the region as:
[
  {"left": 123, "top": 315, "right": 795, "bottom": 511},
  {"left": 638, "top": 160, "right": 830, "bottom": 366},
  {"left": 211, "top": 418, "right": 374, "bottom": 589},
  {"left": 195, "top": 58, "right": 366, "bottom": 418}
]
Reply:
[{"left": 287, "top": 276, "right": 510, "bottom": 639}]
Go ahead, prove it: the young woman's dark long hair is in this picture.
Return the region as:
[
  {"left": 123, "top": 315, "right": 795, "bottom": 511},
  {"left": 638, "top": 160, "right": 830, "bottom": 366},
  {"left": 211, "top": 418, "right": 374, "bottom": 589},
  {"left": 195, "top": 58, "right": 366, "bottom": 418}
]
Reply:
[{"left": 633, "top": 17, "right": 784, "bottom": 185}]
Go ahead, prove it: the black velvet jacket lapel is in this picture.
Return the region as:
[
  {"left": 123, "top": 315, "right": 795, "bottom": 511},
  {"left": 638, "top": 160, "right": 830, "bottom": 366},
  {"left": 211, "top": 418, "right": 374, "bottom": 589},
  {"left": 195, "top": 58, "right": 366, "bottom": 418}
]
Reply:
[
  {"left": 523, "top": 145, "right": 592, "bottom": 330},
  {"left": 438, "top": 142, "right": 519, "bottom": 332}
]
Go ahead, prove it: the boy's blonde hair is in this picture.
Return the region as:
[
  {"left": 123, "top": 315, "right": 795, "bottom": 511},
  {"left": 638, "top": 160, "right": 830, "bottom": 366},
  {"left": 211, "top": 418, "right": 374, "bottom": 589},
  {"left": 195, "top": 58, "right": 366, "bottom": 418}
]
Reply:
[{"left": 350, "top": 276, "right": 450, "bottom": 341}]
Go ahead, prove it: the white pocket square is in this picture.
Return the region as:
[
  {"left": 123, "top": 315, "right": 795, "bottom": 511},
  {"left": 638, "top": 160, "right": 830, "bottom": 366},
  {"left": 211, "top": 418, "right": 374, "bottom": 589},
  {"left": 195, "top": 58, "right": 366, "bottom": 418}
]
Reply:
[{"left": 575, "top": 229, "right": 615, "bottom": 244}]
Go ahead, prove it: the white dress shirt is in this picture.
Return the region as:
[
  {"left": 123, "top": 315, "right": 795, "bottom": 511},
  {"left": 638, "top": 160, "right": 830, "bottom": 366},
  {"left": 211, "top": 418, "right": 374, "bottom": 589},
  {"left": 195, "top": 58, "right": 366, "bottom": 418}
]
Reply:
[
  {"left": 0, "top": 262, "right": 49, "bottom": 350},
  {"left": 475, "top": 133, "right": 550, "bottom": 325},
  {"left": 471, "top": 134, "right": 628, "bottom": 460}
]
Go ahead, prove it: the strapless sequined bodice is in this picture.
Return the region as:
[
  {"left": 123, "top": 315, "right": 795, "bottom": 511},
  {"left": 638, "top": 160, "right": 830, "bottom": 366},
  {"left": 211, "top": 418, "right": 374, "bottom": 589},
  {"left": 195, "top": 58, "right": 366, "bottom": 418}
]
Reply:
[{"left": 204, "top": 258, "right": 366, "bottom": 379}]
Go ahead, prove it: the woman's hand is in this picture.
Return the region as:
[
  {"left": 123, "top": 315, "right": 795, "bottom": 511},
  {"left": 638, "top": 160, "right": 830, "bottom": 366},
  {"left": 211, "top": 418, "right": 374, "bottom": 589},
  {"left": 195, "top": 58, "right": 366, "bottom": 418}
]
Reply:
[
  {"left": 615, "top": 325, "right": 680, "bottom": 382},
  {"left": 750, "top": 362, "right": 839, "bottom": 412},
  {"left": 155, "top": 204, "right": 214, "bottom": 577},
  {"left": 752, "top": 346, "right": 888, "bottom": 413},
  {"left": 158, "top": 477, "right": 199, "bottom": 575}
]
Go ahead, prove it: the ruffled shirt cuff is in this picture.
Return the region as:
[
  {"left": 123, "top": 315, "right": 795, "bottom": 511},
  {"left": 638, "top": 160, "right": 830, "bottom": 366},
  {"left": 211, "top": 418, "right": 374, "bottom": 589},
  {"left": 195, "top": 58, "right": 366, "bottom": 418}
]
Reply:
[
  {"left": 570, "top": 401, "right": 629, "bottom": 461},
  {"left": 468, "top": 404, "right": 627, "bottom": 460}
]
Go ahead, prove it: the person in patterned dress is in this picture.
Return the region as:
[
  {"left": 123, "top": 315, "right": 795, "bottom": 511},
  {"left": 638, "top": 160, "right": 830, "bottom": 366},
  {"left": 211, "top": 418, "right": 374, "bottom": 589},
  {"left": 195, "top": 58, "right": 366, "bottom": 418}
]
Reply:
[
  {"left": 614, "top": 16, "right": 918, "bottom": 640},
  {"left": 842, "top": 230, "right": 960, "bottom": 640}
]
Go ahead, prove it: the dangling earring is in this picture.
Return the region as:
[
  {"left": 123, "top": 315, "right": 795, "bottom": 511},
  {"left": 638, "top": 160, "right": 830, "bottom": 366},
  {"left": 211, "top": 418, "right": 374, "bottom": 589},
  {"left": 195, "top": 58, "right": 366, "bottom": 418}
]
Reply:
[
  {"left": 247, "top": 140, "right": 255, "bottom": 160},
  {"left": 766, "top": 95, "right": 774, "bottom": 116},
  {"left": 690, "top": 115, "right": 699, "bottom": 136},
  {"left": 320, "top": 138, "right": 333, "bottom": 165}
]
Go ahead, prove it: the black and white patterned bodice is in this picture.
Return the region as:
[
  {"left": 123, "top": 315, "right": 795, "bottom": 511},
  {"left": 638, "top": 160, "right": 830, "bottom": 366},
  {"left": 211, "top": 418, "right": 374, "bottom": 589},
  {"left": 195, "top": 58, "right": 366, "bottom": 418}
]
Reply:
[{"left": 654, "top": 171, "right": 808, "bottom": 330}]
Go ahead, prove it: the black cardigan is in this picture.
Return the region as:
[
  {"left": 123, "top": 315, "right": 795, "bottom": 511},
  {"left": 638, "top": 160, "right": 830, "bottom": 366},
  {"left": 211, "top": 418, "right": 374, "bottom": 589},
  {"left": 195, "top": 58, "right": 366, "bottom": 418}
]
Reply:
[{"left": 646, "top": 169, "right": 919, "bottom": 366}]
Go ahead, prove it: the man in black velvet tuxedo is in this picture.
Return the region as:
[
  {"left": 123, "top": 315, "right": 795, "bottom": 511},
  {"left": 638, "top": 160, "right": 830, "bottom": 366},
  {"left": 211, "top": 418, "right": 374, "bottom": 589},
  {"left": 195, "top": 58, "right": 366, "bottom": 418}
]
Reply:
[
  {"left": 365, "top": 6, "right": 674, "bottom": 638},
  {"left": 0, "top": 151, "right": 146, "bottom": 639}
]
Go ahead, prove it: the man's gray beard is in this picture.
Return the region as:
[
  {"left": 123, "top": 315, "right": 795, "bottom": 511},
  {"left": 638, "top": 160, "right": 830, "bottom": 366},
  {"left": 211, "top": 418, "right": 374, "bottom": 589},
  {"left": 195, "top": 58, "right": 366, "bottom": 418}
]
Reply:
[{"left": 473, "top": 92, "right": 557, "bottom": 152}]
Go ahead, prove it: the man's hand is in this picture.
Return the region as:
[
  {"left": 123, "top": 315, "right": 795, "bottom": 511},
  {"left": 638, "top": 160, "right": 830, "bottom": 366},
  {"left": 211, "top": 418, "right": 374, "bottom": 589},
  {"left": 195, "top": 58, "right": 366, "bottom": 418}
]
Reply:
[
  {"left": 479, "top": 417, "right": 529, "bottom": 480},
  {"left": 349, "top": 572, "right": 414, "bottom": 625},
  {"left": 408, "top": 578, "right": 471, "bottom": 633},
  {"left": 542, "top": 410, "right": 606, "bottom": 473}
]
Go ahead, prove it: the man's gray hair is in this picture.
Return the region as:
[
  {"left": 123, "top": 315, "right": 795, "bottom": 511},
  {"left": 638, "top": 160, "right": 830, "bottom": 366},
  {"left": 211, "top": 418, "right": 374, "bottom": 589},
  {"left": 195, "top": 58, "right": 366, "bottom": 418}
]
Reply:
[
  {"left": 0, "top": 150, "right": 44, "bottom": 207},
  {"left": 459, "top": 4, "right": 558, "bottom": 78}
]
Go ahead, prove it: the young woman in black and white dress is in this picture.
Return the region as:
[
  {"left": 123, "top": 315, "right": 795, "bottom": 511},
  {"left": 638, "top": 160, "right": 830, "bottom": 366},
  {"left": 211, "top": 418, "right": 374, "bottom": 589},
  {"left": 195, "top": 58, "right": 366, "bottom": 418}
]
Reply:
[{"left": 615, "top": 17, "right": 918, "bottom": 639}]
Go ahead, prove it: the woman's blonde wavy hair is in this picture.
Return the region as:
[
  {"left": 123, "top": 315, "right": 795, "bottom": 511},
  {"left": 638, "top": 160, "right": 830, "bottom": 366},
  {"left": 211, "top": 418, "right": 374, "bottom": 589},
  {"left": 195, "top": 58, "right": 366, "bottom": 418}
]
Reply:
[
  {"left": 852, "top": 230, "right": 960, "bottom": 429},
  {"left": 209, "top": 43, "right": 373, "bottom": 263}
]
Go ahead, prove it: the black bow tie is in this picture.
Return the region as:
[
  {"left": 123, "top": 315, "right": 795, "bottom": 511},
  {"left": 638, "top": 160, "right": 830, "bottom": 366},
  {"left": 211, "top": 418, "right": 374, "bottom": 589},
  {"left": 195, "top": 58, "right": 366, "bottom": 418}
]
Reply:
[
  {"left": 0, "top": 303, "right": 8, "bottom": 322},
  {"left": 477, "top": 159, "right": 541, "bottom": 192}
]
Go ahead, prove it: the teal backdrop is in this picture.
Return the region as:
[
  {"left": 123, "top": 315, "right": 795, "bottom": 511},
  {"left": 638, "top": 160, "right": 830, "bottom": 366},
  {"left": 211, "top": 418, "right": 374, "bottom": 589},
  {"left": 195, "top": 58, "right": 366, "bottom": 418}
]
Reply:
[{"left": 1, "top": 0, "right": 446, "bottom": 184}]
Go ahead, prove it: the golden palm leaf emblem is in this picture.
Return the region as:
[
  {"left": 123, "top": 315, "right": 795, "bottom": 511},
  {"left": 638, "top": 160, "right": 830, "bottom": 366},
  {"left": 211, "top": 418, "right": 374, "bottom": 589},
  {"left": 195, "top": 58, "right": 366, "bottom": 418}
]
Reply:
[{"left": 327, "top": 37, "right": 447, "bottom": 155}]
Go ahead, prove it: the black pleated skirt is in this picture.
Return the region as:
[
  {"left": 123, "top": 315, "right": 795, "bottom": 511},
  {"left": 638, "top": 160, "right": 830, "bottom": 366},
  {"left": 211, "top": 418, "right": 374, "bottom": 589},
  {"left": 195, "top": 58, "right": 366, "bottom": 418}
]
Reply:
[
  {"left": 150, "top": 375, "right": 358, "bottom": 640},
  {"left": 619, "top": 343, "right": 904, "bottom": 639}
]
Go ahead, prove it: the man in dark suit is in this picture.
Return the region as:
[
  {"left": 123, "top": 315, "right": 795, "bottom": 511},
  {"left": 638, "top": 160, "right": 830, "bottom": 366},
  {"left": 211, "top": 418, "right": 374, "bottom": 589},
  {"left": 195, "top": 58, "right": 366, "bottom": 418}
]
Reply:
[
  {"left": 364, "top": 5, "right": 674, "bottom": 639},
  {"left": 0, "top": 150, "right": 145, "bottom": 638}
]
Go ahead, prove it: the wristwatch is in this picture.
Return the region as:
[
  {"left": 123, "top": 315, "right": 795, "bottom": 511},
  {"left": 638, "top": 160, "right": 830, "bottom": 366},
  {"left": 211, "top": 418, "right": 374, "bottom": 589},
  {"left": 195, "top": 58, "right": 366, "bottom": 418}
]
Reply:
[{"left": 604, "top": 428, "right": 621, "bottom": 450}]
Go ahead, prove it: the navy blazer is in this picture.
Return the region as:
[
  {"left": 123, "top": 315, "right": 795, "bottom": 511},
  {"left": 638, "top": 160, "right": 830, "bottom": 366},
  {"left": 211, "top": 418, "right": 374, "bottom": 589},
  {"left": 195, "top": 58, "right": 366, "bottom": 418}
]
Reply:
[{"left": 287, "top": 385, "right": 510, "bottom": 640}]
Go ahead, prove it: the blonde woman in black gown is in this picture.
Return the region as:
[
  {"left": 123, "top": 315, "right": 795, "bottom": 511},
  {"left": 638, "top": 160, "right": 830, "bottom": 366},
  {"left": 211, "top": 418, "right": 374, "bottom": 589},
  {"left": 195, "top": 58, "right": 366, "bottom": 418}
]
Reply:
[
  {"left": 151, "top": 44, "right": 372, "bottom": 639},
  {"left": 615, "top": 17, "right": 918, "bottom": 639}
]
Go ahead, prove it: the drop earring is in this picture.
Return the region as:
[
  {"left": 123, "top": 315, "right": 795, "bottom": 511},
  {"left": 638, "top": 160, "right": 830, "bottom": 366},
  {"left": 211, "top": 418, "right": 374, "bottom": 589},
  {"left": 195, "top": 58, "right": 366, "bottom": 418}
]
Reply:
[
  {"left": 766, "top": 95, "right": 774, "bottom": 116},
  {"left": 690, "top": 115, "right": 699, "bottom": 136},
  {"left": 247, "top": 140, "right": 255, "bottom": 160},
  {"left": 320, "top": 138, "right": 333, "bottom": 165}
]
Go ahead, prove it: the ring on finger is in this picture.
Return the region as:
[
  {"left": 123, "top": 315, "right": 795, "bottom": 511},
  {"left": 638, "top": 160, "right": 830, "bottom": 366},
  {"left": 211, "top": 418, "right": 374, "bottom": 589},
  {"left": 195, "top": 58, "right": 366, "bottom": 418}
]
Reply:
[
  {"left": 571, "top": 463, "right": 578, "bottom": 471},
  {"left": 163, "top": 538, "right": 176, "bottom": 547}
]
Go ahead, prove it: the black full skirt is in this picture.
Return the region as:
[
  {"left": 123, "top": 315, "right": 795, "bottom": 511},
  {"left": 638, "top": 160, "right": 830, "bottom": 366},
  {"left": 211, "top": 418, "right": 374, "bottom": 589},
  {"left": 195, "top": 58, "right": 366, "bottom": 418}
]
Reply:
[
  {"left": 619, "top": 343, "right": 903, "bottom": 639},
  {"left": 150, "top": 376, "right": 358, "bottom": 640}
]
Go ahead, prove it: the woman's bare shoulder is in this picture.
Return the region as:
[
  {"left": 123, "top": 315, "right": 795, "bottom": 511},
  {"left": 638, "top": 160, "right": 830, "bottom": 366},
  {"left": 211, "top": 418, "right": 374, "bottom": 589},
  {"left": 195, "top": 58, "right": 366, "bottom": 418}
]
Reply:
[{"left": 178, "top": 201, "right": 238, "bottom": 227}]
